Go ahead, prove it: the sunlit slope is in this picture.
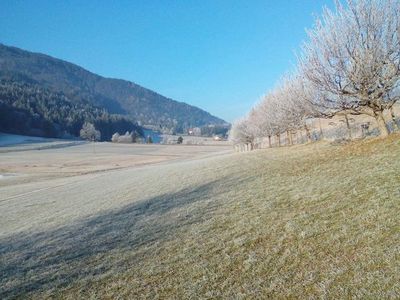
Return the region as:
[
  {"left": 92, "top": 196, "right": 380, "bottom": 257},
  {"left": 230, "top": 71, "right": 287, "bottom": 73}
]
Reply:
[
  {"left": 0, "top": 43, "right": 227, "bottom": 133},
  {"left": 1, "top": 136, "right": 400, "bottom": 298}
]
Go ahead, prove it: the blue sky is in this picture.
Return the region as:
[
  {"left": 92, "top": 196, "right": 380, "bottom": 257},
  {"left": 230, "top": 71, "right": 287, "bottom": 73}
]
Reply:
[{"left": 0, "top": 0, "right": 332, "bottom": 122}]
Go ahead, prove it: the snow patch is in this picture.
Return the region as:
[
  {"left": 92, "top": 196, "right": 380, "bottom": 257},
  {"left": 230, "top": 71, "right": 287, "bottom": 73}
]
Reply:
[
  {"left": 0, "top": 173, "right": 18, "bottom": 180},
  {"left": 0, "top": 133, "right": 56, "bottom": 147}
]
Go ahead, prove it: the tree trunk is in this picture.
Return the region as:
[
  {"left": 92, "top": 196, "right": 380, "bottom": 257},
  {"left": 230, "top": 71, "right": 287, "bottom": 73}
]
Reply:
[
  {"left": 344, "top": 114, "right": 352, "bottom": 139},
  {"left": 286, "top": 130, "right": 290, "bottom": 146},
  {"left": 287, "top": 130, "right": 293, "bottom": 146},
  {"left": 304, "top": 125, "right": 312, "bottom": 143},
  {"left": 268, "top": 135, "right": 272, "bottom": 148},
  {"left": 390, "top": 107, "right": 399, "bottom": 131},
  {"left": 318, "top": 119, "right": 323, "bottom": 140},
  {"left": 277, "top": 134, "right": 281, "bottom": 147},
  {"left": 374, "top": 110, "right": 389, "bottom": 137}
]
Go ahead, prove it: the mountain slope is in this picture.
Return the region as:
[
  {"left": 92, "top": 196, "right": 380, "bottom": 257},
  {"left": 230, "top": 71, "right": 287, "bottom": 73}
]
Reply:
[
  {"left": 0, "top": 80, "right": 143, "bottom": 141},
  {"left": 0, "top": 44, "right": 227, "bottom": 133}
]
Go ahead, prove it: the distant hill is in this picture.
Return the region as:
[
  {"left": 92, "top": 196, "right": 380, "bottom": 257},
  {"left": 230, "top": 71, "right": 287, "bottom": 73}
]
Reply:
[
  {"left": 0, "top": 43, "right": 228, "bottom": 135},
  {"left": 0, "top": 80, "right": 143, "bottom": 141}
]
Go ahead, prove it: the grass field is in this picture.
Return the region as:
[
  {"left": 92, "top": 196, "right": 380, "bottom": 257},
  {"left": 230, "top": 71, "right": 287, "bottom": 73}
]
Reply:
[{"left": 1, "top": 136, "right": 400, "bottom": 298}]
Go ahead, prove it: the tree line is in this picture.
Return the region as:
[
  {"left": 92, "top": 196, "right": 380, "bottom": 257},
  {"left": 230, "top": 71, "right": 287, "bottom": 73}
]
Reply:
[
  {"left": 230, "top": 0, "right": 400, "bottom": 148},
  {"left": 0, "top": 80, "right": 143, "bottom": 141}
]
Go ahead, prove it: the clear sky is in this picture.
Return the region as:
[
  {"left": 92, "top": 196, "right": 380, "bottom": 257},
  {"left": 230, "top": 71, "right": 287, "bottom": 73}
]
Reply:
[{"left": 0, "top": 0, "right": 332, "bottom": 122}]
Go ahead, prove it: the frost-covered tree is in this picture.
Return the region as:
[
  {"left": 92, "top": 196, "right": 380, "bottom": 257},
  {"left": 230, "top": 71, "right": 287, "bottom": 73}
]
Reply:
[
  {"left": 80, "top": 122, "right": 101, "bottom": 141},
  {"left": 280, "top": 74, "right": 325, "bottom": 142},
  {"left": 229, "top": 117, "right": 255, "bottom": 148},
  {"left": 247, "top": 100, "right": 276, "bottom": 147},
  {"left": 111, "top": 132, "right": 120, "bottom": 142},
  {"left": 300, "top": 0, "right": 400, "bottom": 136}
]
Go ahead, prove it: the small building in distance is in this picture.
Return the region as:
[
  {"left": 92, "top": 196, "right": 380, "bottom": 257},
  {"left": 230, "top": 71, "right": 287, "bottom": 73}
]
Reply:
[
  {"left": 213, "top": 135, "right": 223, "bottom": 141},
  {"left": 187, "top": 127, "right": 201, "bottom": 136}
]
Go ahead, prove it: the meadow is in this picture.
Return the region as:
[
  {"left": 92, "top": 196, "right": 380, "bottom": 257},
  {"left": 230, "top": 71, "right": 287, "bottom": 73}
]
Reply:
[{"left": 0, "top": 137, "right": 399, "bottom": 298}]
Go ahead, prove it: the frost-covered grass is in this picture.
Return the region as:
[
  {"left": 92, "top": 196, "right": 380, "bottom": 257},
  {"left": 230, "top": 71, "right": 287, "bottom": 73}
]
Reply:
[
  {"left": 1, "top": 136, "right": 400, "bottom": 298},
  {"left": 0, "top": 132, "right": 53, "bottom": 146}
]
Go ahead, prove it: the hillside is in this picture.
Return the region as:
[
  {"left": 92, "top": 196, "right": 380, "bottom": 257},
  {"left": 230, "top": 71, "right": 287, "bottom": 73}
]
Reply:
[
  {"left": 1, "top": 137, "right": 399, "bottom": 298},
  {"left": 0, "top": 44, "right": 227, "bottom": 134},
  {"left": 0, "top": 80, "right": 143, "bottom": 141}
]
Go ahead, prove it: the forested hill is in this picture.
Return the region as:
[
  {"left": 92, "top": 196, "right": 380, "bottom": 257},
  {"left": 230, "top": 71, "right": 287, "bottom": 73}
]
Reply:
[
  {"left": 0, "top": 44, "right": 227, "bottom": 134},
  {"left": 0, "top": 80, "right": 143, "bottom": 141}
]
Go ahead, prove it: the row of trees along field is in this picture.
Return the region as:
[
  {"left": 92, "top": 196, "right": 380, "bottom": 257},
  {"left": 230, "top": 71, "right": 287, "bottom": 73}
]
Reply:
[{"left": 230, "top": 0, "right": 400, "bottom": 150}]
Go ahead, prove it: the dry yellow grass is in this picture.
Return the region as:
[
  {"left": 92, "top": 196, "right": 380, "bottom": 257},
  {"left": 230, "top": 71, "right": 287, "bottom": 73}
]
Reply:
[{"left": 1, "top": 136, "right": 400, "bottom": 299}]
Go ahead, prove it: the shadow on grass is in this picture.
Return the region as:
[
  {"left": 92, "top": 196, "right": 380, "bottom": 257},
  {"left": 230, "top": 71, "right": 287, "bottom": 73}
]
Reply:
[{"left": 0, "top": 178, "right": 233, "bottom": 298}]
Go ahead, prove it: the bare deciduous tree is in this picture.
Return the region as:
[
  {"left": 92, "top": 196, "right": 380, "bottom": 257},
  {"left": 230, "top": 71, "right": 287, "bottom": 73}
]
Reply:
[
  {"left": 80, "top": 122, "right": 101, "bottom": 141},
  {"left": 111, "top": 132, "right": 120, "bottom": 143},
  {"left": 230, "top": 0, "right": 400, "bottom": 150},
  {"left": 300, "top": 0, "right": 400, "bottom": 136},
  {"left": 229, "top": 117, "right": 255, "bottom": 149}
]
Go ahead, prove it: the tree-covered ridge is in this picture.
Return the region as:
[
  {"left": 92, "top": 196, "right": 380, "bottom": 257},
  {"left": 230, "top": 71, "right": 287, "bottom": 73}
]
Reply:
[
  {"left": 0, "top": 44, "right": 228, "bottom": 133},
  {"left": 0, "top": 80, "right": 143, "bottom": 141}
]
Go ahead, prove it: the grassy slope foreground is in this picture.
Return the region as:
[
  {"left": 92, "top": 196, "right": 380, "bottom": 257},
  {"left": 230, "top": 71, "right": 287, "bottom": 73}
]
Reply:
[{"left": 1, "top": 137, "right": 400, "bottom": 298}]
